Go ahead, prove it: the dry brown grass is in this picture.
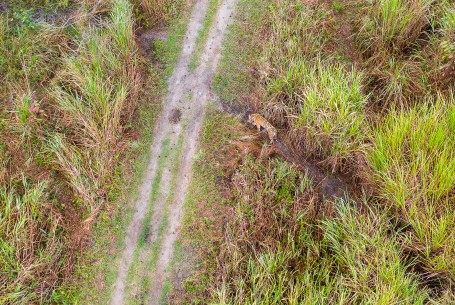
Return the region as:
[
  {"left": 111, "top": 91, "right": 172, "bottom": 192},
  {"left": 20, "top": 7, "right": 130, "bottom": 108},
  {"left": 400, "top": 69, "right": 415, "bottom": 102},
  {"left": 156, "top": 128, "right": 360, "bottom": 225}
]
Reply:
[
  {"left": 205, "top": 0, "right": 455, "bottom": 303},
  {"left": 0, "top": 0, "right": 146, "bottom": 302}
]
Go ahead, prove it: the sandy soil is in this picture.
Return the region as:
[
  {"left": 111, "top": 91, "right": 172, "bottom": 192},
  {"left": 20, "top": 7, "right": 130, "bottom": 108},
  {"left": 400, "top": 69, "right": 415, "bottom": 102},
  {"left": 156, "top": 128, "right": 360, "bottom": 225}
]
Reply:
[{"left": 110, "top": 0, "right": 237, "bottom": 304}]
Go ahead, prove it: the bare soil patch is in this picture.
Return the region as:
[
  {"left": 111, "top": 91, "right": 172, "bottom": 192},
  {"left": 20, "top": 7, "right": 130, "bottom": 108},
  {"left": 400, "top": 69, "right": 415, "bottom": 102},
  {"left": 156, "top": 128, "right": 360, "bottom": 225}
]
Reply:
[{"left": 169, "top": 108, "right": 182, "bottom": 124}]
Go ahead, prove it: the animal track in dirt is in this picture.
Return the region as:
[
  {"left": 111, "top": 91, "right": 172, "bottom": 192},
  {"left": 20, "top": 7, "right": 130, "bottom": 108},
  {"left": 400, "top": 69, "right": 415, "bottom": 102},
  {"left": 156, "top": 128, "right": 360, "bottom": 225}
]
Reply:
[{"left": 110, "top": 0, "right": 237, "bottom": 304}]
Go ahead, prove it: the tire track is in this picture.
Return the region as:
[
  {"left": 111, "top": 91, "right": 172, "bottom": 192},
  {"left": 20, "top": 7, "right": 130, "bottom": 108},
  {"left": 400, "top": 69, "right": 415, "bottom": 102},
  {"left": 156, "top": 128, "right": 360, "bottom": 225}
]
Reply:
[{"left": 110, "top": 0, "right": 237, "bottom": 304}]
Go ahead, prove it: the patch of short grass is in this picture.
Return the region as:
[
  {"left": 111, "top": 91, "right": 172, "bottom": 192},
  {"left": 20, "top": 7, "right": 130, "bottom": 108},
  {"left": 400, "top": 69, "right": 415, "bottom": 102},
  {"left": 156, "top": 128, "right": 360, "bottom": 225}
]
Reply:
[
  {"left": 213, "top": 0, "right": 265, "bottom": 110},
  {"left": 166, "top": 107, "right": 244, "bottom": 304},
  {"left": 125, "top": 136, "right": 171, "bottom": 305},
  {"left": 152, "top": 4, "right": 194, "bottom": 77}
]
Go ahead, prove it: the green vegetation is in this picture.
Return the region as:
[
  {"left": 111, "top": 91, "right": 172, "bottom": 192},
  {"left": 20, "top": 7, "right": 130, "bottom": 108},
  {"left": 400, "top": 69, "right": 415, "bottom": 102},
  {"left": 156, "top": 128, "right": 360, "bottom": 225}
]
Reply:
[
  {"left": 2, "top": 0, "right": 454, "bottom": 303},
  {"left": 133, "top": 0, "right": 188, "bottom": 27},
  {"left": 175, "top": 0, "right": 455, "bottom": 304},
  {"left": 214, "top": 0, "right": 263, "bottom": 108},
  {"left": 216, "top": 159, "right": 428, "bottom": 304},
  {"left": 0, "top": 0, "right": 186, "bottom": 303},
  {"left": 369, "top": 98, "right": 455, "bottom": 277},
  {"left": 357, "top": 0, "right": 454, "bottom": 104},
  {"left": 48, "top": 0, "right": 140, "bottom": 225}
]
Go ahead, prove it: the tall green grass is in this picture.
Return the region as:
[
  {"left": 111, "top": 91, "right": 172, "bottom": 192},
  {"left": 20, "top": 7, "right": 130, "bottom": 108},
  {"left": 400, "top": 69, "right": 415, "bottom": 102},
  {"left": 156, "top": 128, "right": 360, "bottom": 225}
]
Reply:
[
  {"left": 257, "top": 2, "right": 367, "bottom": 170},
  {"left": 0, "top": 180, "right": 64, "bottom": 305},
  {"left": 49, "top": 0, "right": 140, "bottom": 224},
  {"left": 0, "top": 0, "right": 144, "bottom": 302},
  {"left": 0, "top": 9, "right": 69, "bottom": 303},
  {"left": 368, "top": 95, "right": 455, "bottom": 281},
  {"left": 358, "top": 0, "right": 434, "bottom": 54},
  {"left": 357, "top": 0, "right": 454, "bottom": 105},
  {"left": 267, "top": 59, "right": 367, "bottom": 170}
]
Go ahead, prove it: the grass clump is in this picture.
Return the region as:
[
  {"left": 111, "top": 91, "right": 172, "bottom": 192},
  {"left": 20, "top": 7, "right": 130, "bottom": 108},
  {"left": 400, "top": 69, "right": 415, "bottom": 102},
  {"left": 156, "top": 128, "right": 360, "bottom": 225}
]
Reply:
[
  {"left": 254, "top": 1, "right": 368, "bottom": 171},
  {"left": 133, "top": 0, "right": 189, "bottom": 27},
  {"left": 0, "top": 180, "right": 64, "bottom": 305},
  {"left": 368, "top": 96, "right": 455, "bottom": 283},
  {"left": 49, "top": 0, "right": 140, "bottom": 227},
  {"left": 0, "top": 14, "right": 68, "bottom": 96},
  {"left": 266, "top": 58, "right": 367, "bottom": 171},
  {"left": 356, "top": 0, "right": 454, "bottom": 105},
  {"left": 358, "top": 0, "right": 434, "bottom": 55},
  {"left": 213, "top": 151, "right": 427, "bottom": 304}
]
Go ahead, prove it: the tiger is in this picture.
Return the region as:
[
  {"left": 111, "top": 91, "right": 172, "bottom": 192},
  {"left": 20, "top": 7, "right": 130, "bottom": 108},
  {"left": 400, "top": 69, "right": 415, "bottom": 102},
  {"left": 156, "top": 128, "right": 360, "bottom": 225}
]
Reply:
[{"left": 248, "top": 113, "right": 277, "bottom": 143}]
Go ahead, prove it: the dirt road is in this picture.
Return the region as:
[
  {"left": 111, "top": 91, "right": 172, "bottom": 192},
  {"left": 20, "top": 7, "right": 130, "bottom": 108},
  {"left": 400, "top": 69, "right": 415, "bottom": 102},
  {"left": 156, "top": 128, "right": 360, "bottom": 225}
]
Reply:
[{"left": 110, "top": 0, "right": 237, "bottom": 304}]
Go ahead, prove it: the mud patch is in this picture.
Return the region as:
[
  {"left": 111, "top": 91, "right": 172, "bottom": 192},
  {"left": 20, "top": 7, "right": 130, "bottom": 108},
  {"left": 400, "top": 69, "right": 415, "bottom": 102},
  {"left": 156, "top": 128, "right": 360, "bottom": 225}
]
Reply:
[{"left": 169, "top": 108, "right": 182, "bottom": 124}]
